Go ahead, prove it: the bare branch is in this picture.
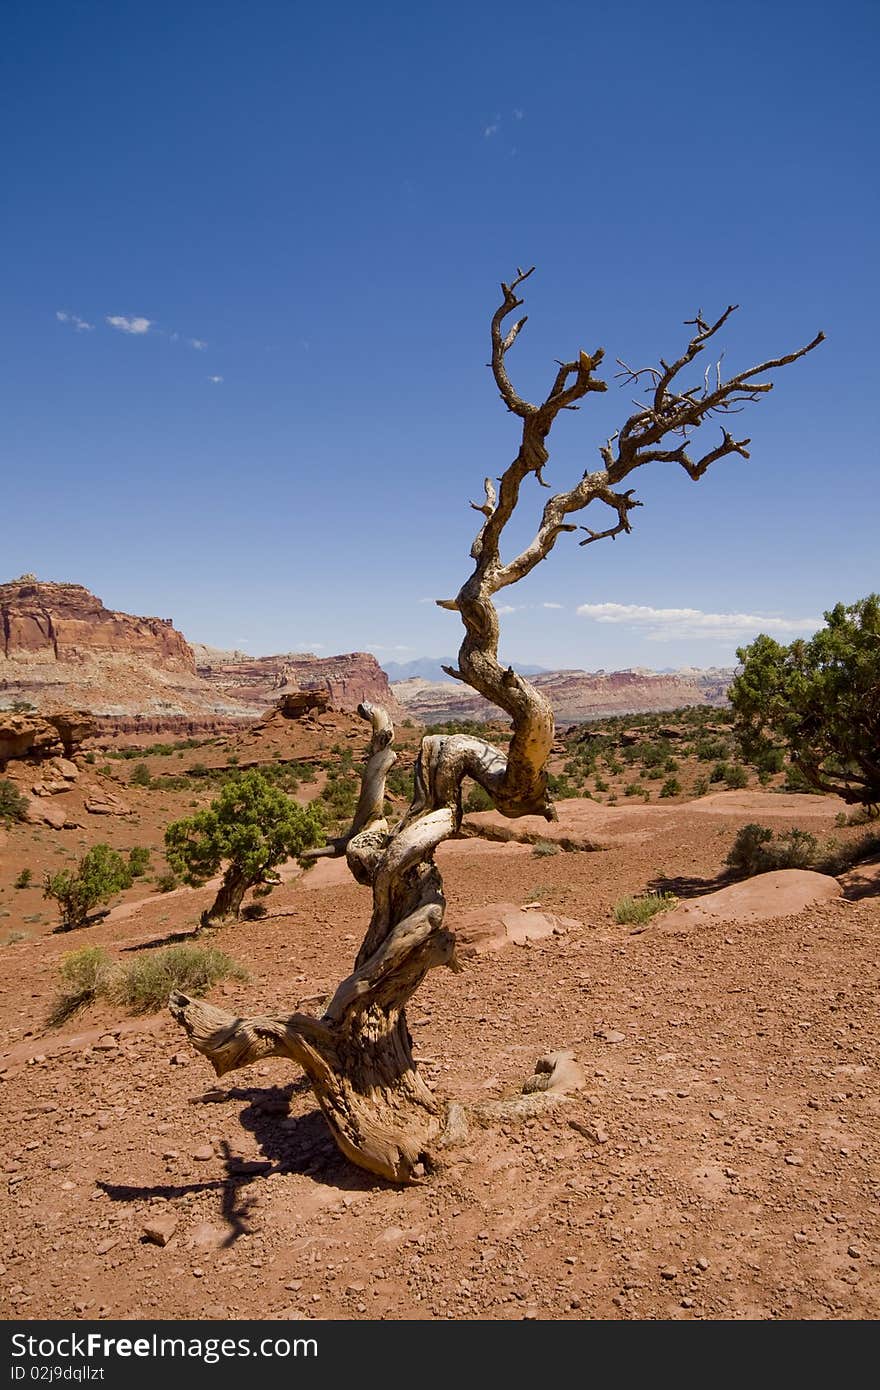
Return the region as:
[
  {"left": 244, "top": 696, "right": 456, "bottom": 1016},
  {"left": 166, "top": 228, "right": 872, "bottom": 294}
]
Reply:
[
  {"left": 489, "top": 267, "right": 536, "bottom": 417},
  {"left": 579, "top": 488, "right": 643, "bottom": 546}
]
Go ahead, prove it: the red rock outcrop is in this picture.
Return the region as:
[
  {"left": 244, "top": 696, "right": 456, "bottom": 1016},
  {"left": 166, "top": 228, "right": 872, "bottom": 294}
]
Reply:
[
  {"left": 0, "top": 709, "right": 96, "bottom": 766},
  {"left": 1, "top": 579, "right": 194, "bottom": 672}
]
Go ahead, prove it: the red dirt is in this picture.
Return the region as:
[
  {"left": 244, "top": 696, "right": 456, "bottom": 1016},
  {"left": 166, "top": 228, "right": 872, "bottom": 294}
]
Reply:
[{"left": 1, "top": 751, "right": 878, "bottom": 1322}]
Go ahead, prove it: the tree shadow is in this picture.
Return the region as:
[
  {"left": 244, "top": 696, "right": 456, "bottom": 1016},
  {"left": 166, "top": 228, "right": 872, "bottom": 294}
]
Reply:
[
  {"left": 98, "top": 1081, "right": 392, "bottom": 1242},
  {"left": 52, "top": 909, "right": 110, "bottom": 935},
  {"left": 120, "top": 928, "right": 201, "bottom": 952},
  {"left": 98, "top": 1143, "right": 262, "bottom": 1247},
  {"left": 645, "top": 870, "right": 731, "bottom": 900},
  {"left": 197, "top": 1081, "right": 393, "bottom": 1193}
]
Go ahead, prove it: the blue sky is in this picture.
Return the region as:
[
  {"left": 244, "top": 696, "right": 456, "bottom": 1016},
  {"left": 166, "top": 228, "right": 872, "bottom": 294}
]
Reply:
[{"left": 2, "top": 0, "right": 877, "bottom": 672}]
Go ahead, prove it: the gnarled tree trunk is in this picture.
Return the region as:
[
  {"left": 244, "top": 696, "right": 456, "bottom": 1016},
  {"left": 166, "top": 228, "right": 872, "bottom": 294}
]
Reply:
[{"left": 170, "top": 269, "right": 822, "bottom": 1182}]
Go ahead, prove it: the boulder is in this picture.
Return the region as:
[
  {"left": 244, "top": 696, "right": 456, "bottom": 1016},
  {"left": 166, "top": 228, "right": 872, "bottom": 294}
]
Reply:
[
  {"left": 455, "top": 902, "right": 581, "bottom": 957},
  {"left": 659, "top": 869, "right": 842, "bottom": 930}
]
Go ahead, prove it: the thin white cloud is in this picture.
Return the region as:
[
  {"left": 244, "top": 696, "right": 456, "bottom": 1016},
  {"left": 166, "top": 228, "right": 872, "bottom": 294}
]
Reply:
[
  {"left": 56, "top": 310, "right": 94, "bottom": 331},
  {"left": 513, "top": 108, "right": 524, "bottom": 120},
  {"left": 208, "top": 375, "right": 224, "bottom": 384},
  {"left": 542, "top": 602, "right": 563, "bottom": 610},
  {"left": 190, "top": 338, "right": 207, "bottom": 350},
  {"left": 576, "top": 602, "right": 821, "bottom": 642},
  {"left": 106, "top": 314, "right": 152, "bottom": 335},
  {"left": 483, "top": 124, "right": 498, "bottom": 138}
]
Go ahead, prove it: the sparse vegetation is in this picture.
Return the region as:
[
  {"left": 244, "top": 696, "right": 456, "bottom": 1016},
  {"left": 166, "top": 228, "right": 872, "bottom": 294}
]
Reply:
[
  {"left": 129, "top": 762, "right": 152, "bottom": 787},
  {"left": 14, "top": 868, "right": 33, "bottom": 889},
  {"left": 613, "top": 892, "right": 678, "bottom": 925},
  {"left": 725, "top": 823, "right": 819, "bottom": 877}
]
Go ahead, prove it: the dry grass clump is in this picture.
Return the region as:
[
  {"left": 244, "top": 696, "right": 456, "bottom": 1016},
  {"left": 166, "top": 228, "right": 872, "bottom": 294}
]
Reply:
[{"left": 47, "top": 943, "right": 247, "bottom": 1026}]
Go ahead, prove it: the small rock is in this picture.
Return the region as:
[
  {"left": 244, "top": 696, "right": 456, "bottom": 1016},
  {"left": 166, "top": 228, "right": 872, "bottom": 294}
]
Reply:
[
  {"left": 94, "top": 1037, "right": 118, "bottom": 1052},
  {"left": 191, "top": 1146, "right": 214, "bottom": 1162},
  {"left": 660, "top": 1267, "right": 677, "bottom": 1280},
  {"left": 784, "top": 1154, "right": 804, "bottom": 1167},
  {"left": 681, "top": 1297, "right": 695, "bottom": 1309},
  {"left": 169, "top": 1053, "right": 190, "bottom": 1066},
  {"left": 143, "top": 1215, "right": 178, "bottom": 1247},
  {"left": 696, "top": 1257, "right": 710, "bottom": 1271},
  {"left": 599, "top": 1030, "right": 626, "bottom": 1045},
  {"left": 848, "top": 1246, "right": 862, "bottom": 1259},
  {"left": 96, "top": 1238, "right": 118, "bottom": 1256}
]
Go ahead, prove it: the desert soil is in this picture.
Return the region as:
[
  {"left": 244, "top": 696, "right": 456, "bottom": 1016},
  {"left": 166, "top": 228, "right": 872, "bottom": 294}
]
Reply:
[{"left": 1, "top": 727, "right": 878, "bottom": 1322}]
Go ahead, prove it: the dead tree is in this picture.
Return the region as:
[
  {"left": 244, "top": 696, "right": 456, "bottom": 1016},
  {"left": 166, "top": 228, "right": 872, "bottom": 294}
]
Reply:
[{"left": 170, "top": 271, "right": 823, "bottom": 1181}]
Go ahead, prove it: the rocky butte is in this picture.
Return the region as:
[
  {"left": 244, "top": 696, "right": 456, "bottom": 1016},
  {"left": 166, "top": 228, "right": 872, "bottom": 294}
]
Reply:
[{"left": 191, "top": 645, "right": 406, "bottom": 722}]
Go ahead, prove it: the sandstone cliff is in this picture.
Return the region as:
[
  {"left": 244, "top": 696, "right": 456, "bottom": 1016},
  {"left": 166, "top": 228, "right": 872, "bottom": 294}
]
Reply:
[{"left": 1, "top": 579, "right": 194, "bottom": 672}]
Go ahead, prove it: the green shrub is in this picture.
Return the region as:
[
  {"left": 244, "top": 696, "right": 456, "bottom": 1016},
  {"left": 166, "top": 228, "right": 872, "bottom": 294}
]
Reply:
[
  {"left": 725, "top": 823, "right": 819, "bottom": 878},
  {"left": 464, "top": 783, "right": 493, "bottom": 813},
  {"left": 694, "top": 776, "right": 709, "bottom": 797},
  {"left": 659, "top": 777, "right": 681, "bottom": 798},
  {"left": 0, "top": 779, "right": 29, "bottom": 826},
  {"left": 725, "top": 764, "right": 749, "bottom": 790},
  {"left": 532, "top": 840, "right": 560, "bottom": 857},
  {"left": 14, "top": 868, "right": 33, "bottom": 889},
  {"left": 155, "top": 871, "right": 179, "bottom": 893},
  {"left": 43, "top": 844, "right": 133, "bottom": 929},
  {"left": 613, "top": 892, "right": 678, "bottom": 925},
  {"left": 709, "top": 762, "right": 729, "bottom": 783},
  {"left": 240, "top": 901, "right": 267, "bottom": 920},
  {"left": 127, "top": 846, "right": 151, "bottom": 878},
  {"left": 129, "top": 763, "right": 152, "bottom": 787},
  {"left": 624, "top": 782, "right": 646, "bottom": 798}
]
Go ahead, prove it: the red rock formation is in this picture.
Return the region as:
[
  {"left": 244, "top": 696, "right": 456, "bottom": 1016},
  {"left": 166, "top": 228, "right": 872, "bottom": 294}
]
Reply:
[
  {"left": 1, "top": 579, "right": 194, "bottom": 672},
  {"left": 197, "top": 650, "right": 406, "bottom": 721}
]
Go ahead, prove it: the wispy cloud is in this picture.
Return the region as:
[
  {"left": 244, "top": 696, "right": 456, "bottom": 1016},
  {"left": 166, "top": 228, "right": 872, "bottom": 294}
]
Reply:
[
  {"left": 513, "top": 108, "right": 524, "bottom": 121},
  {"left": 208, "top": 375, "right": 224, "bottom": 384},
  {"left": 189, "top": 338, "right": 207, "bottom": 350},
  {"left": 482, "top": 113, "right": 500, "bottom": 138},
  {"left": 542, "top": 602, "right": 563, "bottom": 610},
  {"left": 106, "top": 314, "right": 152, "bottom": 335},
  {"left": 576, "top": 602, "right": 822, "bottom": 642},
  {"left": 56, "top": 310, "right": 94, "bottom": 331}
]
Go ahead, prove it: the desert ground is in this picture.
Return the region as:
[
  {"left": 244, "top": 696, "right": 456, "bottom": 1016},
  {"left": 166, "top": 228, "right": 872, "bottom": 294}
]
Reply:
[{"left": 1, "top": 715, "right": 878, "bottom": 1322}]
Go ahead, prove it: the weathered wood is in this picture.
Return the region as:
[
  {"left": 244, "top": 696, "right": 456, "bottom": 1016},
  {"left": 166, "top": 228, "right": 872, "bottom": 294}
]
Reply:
[{"left": 170, "top": 272, "right": 823, "bottom": 1181}]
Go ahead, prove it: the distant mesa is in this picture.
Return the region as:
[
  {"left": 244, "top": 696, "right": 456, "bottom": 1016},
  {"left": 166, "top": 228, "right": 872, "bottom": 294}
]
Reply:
[{"left": 392, "top": 665, "right": 733, "bottom": 723}]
